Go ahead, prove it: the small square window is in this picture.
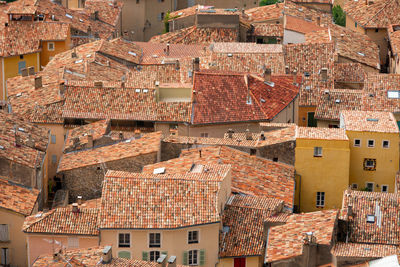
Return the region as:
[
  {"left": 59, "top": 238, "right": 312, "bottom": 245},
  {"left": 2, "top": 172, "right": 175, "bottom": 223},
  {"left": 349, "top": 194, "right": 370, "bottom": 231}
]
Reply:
[
  {"left": 20, "top": 55, "right": 24, "bottom": 59},
  {"left": 314, "top": 147, "right": 322, "bottom": 157},
  {"left": 200, "top": 133, "right": 208, "bottom": 138},
  {"left": 119, "top": 233, "right": 130, "bottom": 248},
  {"left": 383, "top": 140, "right": 389, "bottom": 148},
  {"left": 150, "top": 251, "right": 160, "bottom": 262},
  {"left": 316, "top": 192, "right": 325, "bottom": 207},
  {"left": 382, "top": 185, "right": 388, "bottom": 193},
  {"left": 149, "top": 233, "right": 161, "bottom": 248},
  {"left": 364, "top": 159, "right": 376, "bottom": 171},
  {"left": 354, "top": 139, "right": 361, "bottom": 147},
  {"left": 51, "top": 155, "right": 57, "bottom": 164},
  {"left": 250, "top": 149, "right": 256, "bottom": 156},
  {"left": 351, "top": 183, "right": 358, "bottom": 190},
  {"left": 50, "top": 134, "right": 56, "bottom": 144},
  {"left": 366, "top": 214, "right": 375, "bottom": 223},
  {"left": 47, "top": 42, "right": 55, "bottom": 51},
  {"left": 365, "top": 182, "right": 374, "bottom": 192},
  {"left": 368, "top": 140, "right": 375, "bottom": 147},
  {"left": 273, "top": 157, "right": 278, "bottom": 162},
  {"left": 188, "top": 231, "right": 199, "bottom": 244}
]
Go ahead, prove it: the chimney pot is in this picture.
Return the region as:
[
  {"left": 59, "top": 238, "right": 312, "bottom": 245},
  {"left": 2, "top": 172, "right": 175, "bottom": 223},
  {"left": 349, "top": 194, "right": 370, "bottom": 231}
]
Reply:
[
  {"left": 102, "top": 246, "right": 112, "bottom": 264},
  {"left": 59, "top": 82, "right": 65, "bottom": 97},
  {"left": 71, "top": 50, "right": 77, "bottom": 58},
  {"left": 28, "top": 66, "right": 35, "bottom": 75},
  {"left": 260, "top": 131, "right": 266, "bottom": 141},
  {"left": 245, "top": 129, "right": 252, "bottom": 140},
  {"left": 166, "top": 43, "right": 170, "bottom": 56},
  {"left": 34, "top": 76, "right": 42, "bottom": 89},
  {"left": 87, "top": 134, "right": 93, "bottom": 148},
  {"left": 21, "top": 68, "right": 28, "bottom": 77},
  {"left": 227, "top": 129, "right": 234, "bottom": 138},
  {"left": 72, "top": 203, "right": 79, "bottom": 213},
  {"left": 77, "top": 196, "right": 83, "bottom": 205},
  {"left": 134, "top": 129, "right": 141, "bottom": 139},
  {"left": 119, "top": 131, "right": 124, "bottom": 140}
]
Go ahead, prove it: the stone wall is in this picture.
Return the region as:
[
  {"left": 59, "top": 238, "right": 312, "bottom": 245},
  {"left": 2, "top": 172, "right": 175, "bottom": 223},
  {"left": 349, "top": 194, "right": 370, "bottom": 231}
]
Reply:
[
  {"left": 258, "top": 141, "right": 295, "bottom": 165},
  {"left": 61, "top": 152, "right": 159, "bottom": 201},
  {"left": 0, "top": 157, "right": 36, "bottom": 187}
]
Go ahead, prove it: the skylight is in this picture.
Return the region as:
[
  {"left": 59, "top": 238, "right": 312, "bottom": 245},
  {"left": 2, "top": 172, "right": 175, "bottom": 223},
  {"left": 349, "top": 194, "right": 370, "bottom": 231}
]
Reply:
[
  {"left": 388, "top": 90, "right": 400, "bottom": 99},
  {"left": 367, "top": 118, "right": 379, "bottom": 122},
  {"left": 357, "top": 52, "right": 365, "bottom": 56},
  {"left": 65, "top": 13, "right": 73, "bottom": 19},
  {"left": 128, "top": 51, "right": 137, "bottom": 56},
  {"left": 366, "top": 215, "right": 375, "bottom": 223},
  {"left": 153, "top": 167, "right": 166, "bottom": 174}
]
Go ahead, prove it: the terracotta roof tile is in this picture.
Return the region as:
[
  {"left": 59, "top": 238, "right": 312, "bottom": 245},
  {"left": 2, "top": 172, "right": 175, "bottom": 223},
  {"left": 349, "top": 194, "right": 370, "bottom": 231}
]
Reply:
[
  {"left": 23, "top": 204, "right": 99, "bottom": 235},
  {"left": 84, "top": 0, "right": 123, "bottom": 27},
  {"left": 333, "top": 63, "right": 366, "bottom": 83},
  {"left": 266, "top": 210, "right": 338, "bottom": 262},
  {"left": 315, "top": 89, "right": 363, "bottom": 121},
  {"left": 388, "top": 25, "right": 400, "bottom": 55},
  {"left": 244, "top": 3, "right": 284, "bottom": 22},
  {"left": 169, "top": 5, "right": 241, "bottom": 20},
  {"left": 285, "top": 15, "right": 324, "bottom": 34},
  {"left": 253, "top": 23, "right": 283, "bottom": 37},
  {"left": 58, "top": 131, "right": 161, "bottom": 172},
  {"left": 296, "top": 126, "right": 348, "bottom": 140},
  {"left": 340, "top": 110, "right": 399, "bottom": 133},
  {"left": 0, "top": 177, "right": 39, "bottom": 216},
  {"left": 64, "top": 119, "right": 110, "bottom": 151},
  {"left": 283, "top": 0, "right": 332, "bottom": 27},
  {"left": 99, "top": 169, "right": 226, "bottom": 229},
  {"left": 220, "top": 194, "right": 287, "bottom": 257},
  {"left": 331, "top": 242, "right": 398, "bottom": 258}
]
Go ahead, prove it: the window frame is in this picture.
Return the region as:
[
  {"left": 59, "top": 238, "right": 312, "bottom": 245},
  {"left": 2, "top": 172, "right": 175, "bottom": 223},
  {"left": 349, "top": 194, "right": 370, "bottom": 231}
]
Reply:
[
  {"left": 313, "top": 147, "right": 323, "bottom": 157},
  {"left": 354, "top": 139, "right": 361, "bottom": 147},
  {"left": 47, "top": 42, "right": 55, "bottom": 51},
  {"left": 364, "top": 159, "right": 376, "bottom": 169},
  {"left": 381, "top": 184, "right": 389, "bottom": 193},
  {"left": 188, "top": 230, "right": 199, "bottom": 244},
  {"left": 316, "top": 192, "right": 325, "bottom": 207},
  {"left": 382, "top": 140, "right": 390, "bottom": 148},
  {"left": 50, "top": 134, "right": 56, "bottom": 144},
  {"left": 51, "top": 154, "right": 57, "bottom": 164},
  {"left": 0, "top": 224, "right": 9, "bottom": 242},
  {"left": 118, "top": 233, "right": 131, "bottom": 248},
  {"left": 149, "top": 232, "right": 161, "bottom": 248},
  {"left": 367, "top": 139, "right": 375, "bottom": 148},
  {"left": 365, "top": 182, "right": 374, "bottom": 192},
  {"left": 149, "top": 251, "right": 160, "bottom": 262},
  {"left": 188, "top": 249, "right": 199, "bottom": 266},
  {"left": 351, "top": 183, "right": 358, "bottom": 190}
]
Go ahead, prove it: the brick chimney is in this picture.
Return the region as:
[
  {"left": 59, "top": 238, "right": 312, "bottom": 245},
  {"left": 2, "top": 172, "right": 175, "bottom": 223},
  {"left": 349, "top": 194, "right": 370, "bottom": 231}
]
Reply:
[
  {"left": 165, "top": 43, "right": 170, "bottom": 56},
  {"left": 72, "top": 203, "right": 79, "bottom": 213},
  {"left": 34, "top": 76, "right": 42, "bottom": 89},
  {"left": 263, "top": 67, "right": 272, "bottom": 82},
  {"left": 21, "top": 68, "right": 28, "bottom": 77},
  {"left": 102, "top": 246, "right": 112, "bottom": 264},
  {"left": 28, "top": 66, "right": 35, "bottom": 76},
  {"left": 87, "top": 134, "right": 93, "bottom": 148},
  {"left": 193, "top": 57, "right": 200, "bottom": 72},
  {"left": 302, "top": 232, "right": 317, "bottom": 267}
]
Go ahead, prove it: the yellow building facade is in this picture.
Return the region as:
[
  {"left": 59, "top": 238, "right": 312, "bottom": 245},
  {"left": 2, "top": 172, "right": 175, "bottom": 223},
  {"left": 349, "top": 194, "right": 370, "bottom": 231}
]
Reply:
[
  {"left": 218, "top": 256, "right": 262, "bottom": 267},
  {"left": 295, "top": 127, "right": 350, "bottom": 212}
]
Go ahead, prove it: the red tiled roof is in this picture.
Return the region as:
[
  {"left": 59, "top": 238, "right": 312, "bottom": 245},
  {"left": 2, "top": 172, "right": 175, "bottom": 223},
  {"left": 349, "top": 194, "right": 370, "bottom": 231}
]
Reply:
[
  {"left": 23, "top": 204, "right": 99, "bottom": 236},
  {"left": 333, "top": 63, "right": 366, "bottom": 83},
  {"left": 192, "top": 72, "right": 299, "bottom": 124},
  {"left": 253, "top": 23, "right": 283, "bottom": 37},
  {"left": 266, "top": 210, "right": 338, "bottom": 262},
  {"left": 84, "top": 0, "right": 123, "bottom": 27},
  {"left": 64, "top": 120, "right": 110, "bottom": 151},
  {"left": 0, "top": 177, "right": 39, "bottom": 216},
  {"left": 283, "top": 1, "right": 332, "bottom": 27},
  {"left": 244, "top": 3, "right": 284, "bottom": 22},
  {"left": 220, "top": 194, "right": 287, "bottom": 257},
  {"left": 388, "top": 25, "right": 400, "bottom": 55},
  {"left": 99, "top": 169, "right": 227, "bottom": 229},
  {"left": 285, "top": 15, "right": 324, "bottom": 34},
  {"left": 296, "top": 127, "right": 348, "bottom": 140},
  {"left": 331, "top": 242, "right": 398, "bottom": 259},
  {"left": 58, "top": 131, "right": 161, "bottom": 172},
  {"left": 340, "top": 110, "right": 399, "bottom": 133}
]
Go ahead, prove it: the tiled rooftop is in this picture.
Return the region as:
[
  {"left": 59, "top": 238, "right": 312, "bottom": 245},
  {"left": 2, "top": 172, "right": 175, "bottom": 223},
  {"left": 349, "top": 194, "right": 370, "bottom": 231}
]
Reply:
[
  {"left": 340, "top": 110, "right": 399, "bottom": 133},
  {"left": 296, "top": 127, "right": 348, "bottom": 140},
  {"left": 23, "top": 203, "right": 99, "bottom": 236},
  {"left": 285, "top": 15, "right": 324, "bottom": 34},
  {"left": 178, "top": 146, "right": 295, "bottom": 206},
  {"left": 388, "top": 24, "right": 400, "bottom": 55},
  {"left": 344, "top": 0, "right": 400, "bottom": 28},
  {"left": 331, "top": 242, "right": 398, "bottom": 259},
  {"left": 99, "top": 170, "right": 224, "bottom": 229},
  {"left": 315, "top": 89, "right": 363, "bottom": 121},
  {"left": 0, "top": 177, "right": 39, "bottom": 216},
  {"left": 58, "top": 131, "right": 161, "bottom": 172},
  {"left": 84, "top": 0, "right": 123, "bottom": 27},
  {"left": 266, "top": 210, "right": 338, "bottom": 262},
  {"left": 244, "top": 3, "right": 284, "bottom": 22},
  {"left": 220, "top": 194, "right": 287, "bottom": 257},
  {"left": 253, "top": 23, "right": 283, "bottom": 37},
  {"left": 192, "top": 72, "right": 299, "bottom": 124},
  {"left": 210, "top": 42, "right": 282, "bottom": 53},
  {"left": 333, "top": 63, "right": 366, "bottom": 83}
]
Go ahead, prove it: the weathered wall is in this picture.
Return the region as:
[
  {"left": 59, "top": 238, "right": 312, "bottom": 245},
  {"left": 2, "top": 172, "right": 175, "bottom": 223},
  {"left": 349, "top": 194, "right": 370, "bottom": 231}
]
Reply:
[
  {"left": 169, "top": 15, "right": 196, "bottom": 32},
  {"left": 188, "top": 122, "right": 261, "bottom": 138},
  {"left": 0, "top": 158, "right": 36, "bottom": 188},
  {"left": 61, "top": 152, "right": 158, "bottom": 201},
  {"left": 283, "top": 29, "right": 305, "bottom": 45},
  {"left": 196, "top": 14, "right": 239, "bottom": 29},
  {"left": 258, "top": 141, "right": 295, "bottom": 165}
]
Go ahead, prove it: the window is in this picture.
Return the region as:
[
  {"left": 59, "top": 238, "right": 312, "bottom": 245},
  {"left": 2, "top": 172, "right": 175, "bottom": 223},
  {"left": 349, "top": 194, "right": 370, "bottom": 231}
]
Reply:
[
  {"left": 51, "top": 155, "right": 57, "bottom": 164},
  {"left": 47, "top": 42, "right": 55, "bottom": 51},
  {"left": 366, "top": 182, "right": 374, "bottom": 192},
  {"left": 188, "top": 250, "right": 198, "bottom": 265},
  {"left": 368, "top": 139, "right": 375, "bottom": 147},
  {"left": 250, "top": 149, "right": 256, "bottom": 156},
  {"left": 188, "top": 231, "right": 199, "bottom": 244},
  {"left": 18, "top": 61, "right": 26, "bottom": 74},
  {"left": 150, "top": 251, "right": 160, "bottom": 262},
  {"left": 136, "top": 0, "right": 139, "bottom": 3},
  {"left": 20, "top": 55, "right": 24, "bottom": 59},
  {"left": 1, "top": 248, "right": 9, "bottom": 266},
  {"left": 383, "top": 140, "right": 389, "bottom": 148},
  {"left": 375, "top": 28, "right": 379, "bottom": 32},
  {"left": 0, "top": 224, "right": 9, "bottom": 242},
  {"left": 366, "top": 214, "right": 375, "bottom": 223},
  {"left": 307, "top": 112, "right": 317, "bottom": 127},
  {"left": 51, "top": 134, "right": 56, "bottom": 144},
  {"left": 118, "top": 251, "right": 131, "bottom": 259},
  {"left": 320, "top": 68, "right": 328, "bottom": 81},
  {"left": 355, "top": 22, "right": 357, "bottom": 27},
  {"left": 316, "top": 192, "right": 325, "bottom": 207},
  {"left": 118, "top": 233, "right": 130, "bottom": 247},
  {"left": 200, "top": 133, "right": 208, "bottom": 138},
  {"left": 313, "top": 147, "right": 322, "bottom": 157},
  {"left": 67, "top": 237, "right": 79, "bottom": 248},
  {"left": 382, "top": 185, "right": 389, "bottom": 193},
  {"left": 388, "top": 90, "right": 400, "bottom": 99},
  {"left": 234, "top": 258, "right": 246, "bottom": 267},
  {"left": 354, "top": 139, "right": 361, "bottom": 147},
  {"left": 273, "top": 157, "right": 278, "bottom": 162},
  {"left": 364, "top": 159, "right": 376, "bottom": 171},
  {"left": 158, "top": 12, "right": 165, "bottom": 21},
  {"left": 351, "top": 183, "right": 358, "bottom": 190},
  {"left": 149, "top": 233, "right": 161, "bottom": 248}
]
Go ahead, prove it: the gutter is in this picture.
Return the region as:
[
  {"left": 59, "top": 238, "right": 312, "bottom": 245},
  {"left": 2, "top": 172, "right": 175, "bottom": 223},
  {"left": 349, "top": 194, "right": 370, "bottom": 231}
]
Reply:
[{"left": 99, "top": 221, "right": 220, "bottom": 231}]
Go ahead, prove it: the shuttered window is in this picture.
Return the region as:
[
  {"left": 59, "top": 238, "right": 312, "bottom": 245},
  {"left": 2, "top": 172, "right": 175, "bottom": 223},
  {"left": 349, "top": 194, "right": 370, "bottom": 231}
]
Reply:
[{"left": 0, "top": 225, "right": 9, "bottom": 241}]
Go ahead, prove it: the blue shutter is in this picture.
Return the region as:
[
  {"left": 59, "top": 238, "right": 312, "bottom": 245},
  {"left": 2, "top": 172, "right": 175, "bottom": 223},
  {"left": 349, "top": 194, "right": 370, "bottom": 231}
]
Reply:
[{"left": 18, "top": 61, "right": 26, "bottom": 74}]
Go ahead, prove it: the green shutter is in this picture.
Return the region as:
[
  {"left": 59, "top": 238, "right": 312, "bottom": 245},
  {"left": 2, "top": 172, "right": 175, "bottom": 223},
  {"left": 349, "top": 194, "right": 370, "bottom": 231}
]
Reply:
[
  {"left": 161, "top": 251, "right": 168, "bottom": 256},
  {"left": 199, "top": 249, "right": 205, "bottom": 266},
  {"left": 118, "top": 251, "right": 131, "bottom": 259},
  {"left": 183, "top": 251, "right": 188, "bottom": 265},
  {"left": 142, "top": 251, "right": 149, "bottom": 261}
]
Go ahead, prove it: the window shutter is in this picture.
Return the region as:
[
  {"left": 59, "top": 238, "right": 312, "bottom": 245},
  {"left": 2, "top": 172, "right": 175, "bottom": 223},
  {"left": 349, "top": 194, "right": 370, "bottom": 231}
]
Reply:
[
  {"left": 183, "top": 251, "right": 188, "bottom": 265},
  {"left": 118, "top": 251, "right": 131, "bottom": 259},
  {"left": 161, "top": 251, "right": 168, "bottom": 256},
  {"left": 0, "top": 225, "right": 9, "bottom": 242},
  {"left": 199, "top": 249, "right": 205, "bottom": 266},
  {"left": 142, "top": 251, "right": 149, "bottom": 261}
]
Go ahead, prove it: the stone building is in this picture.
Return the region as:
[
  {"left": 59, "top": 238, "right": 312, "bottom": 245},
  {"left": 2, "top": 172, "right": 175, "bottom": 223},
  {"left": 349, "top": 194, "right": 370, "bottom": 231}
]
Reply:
[{"left": 57, "top": 131, "right": 162, "bottom": 200}]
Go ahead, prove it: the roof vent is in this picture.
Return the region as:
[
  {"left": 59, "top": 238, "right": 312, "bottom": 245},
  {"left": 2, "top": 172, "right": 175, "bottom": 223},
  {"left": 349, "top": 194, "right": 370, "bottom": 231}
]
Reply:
[
  {"left": 264, "top": 81, "right": 275, "bottom": 87},
  {"left": 65, "top": 13, "right": 73, "bottom": 19},
  {"left": 324, "top": 89, "right": 330, "bottom": 94},
  {"left": 227, "top": 53, "right": 233, "bottom": 57},
  {"left": 305, "top": 86, "right": 311, "bottom": 90},
  {"left": 153, "top": 167, "right": 166, "bottom": 174},
  {"left": 260, "top": 98, "right": 266, "bottom": 103},
  {"left": 18, "top": 127, "right": 25, "bottom": 132},
  {"left": 335, "top": 99, "right": 341, "bottom": 103},
  {"left": 16, "top": 92, "right": 22, "bottom": 97},
  {"left": 357, "top": 52, "right": 365, "bottom": 57},
  {"left": 367, "top": 118, "right": 379, "bottom": 122},
  {"left": 155, "top": 81, "right": 160, "bottom": 86},
  {"left": 0, "top": 145, "right": 4, "bottom": 150},
  {"left": 304, "top": 72, "right": 310, "bottom": 77},
  {"left": 135, "top": 89, "right": 141, "bottom": 93},
  {"left": 366, "top": 214, "right": 375, "bottom": 223}
]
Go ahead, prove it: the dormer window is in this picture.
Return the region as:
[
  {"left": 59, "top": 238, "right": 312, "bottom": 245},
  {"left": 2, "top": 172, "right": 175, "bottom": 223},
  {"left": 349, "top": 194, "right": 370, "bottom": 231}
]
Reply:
[
  {"left": 366, "top": 215, "right": 375, "bottom": 223},
  {"left": 320, "top": 68, "right": 328, "bottom": 81}
]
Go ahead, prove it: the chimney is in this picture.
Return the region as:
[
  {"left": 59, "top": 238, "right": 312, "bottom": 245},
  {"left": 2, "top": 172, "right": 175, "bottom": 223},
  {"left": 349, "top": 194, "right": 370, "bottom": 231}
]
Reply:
[
  {"left": 347, "top": 205, "right": 354, "bottom": 219},
  {"left": 21, "top": 68, "right": 28, "bottom": 77},
  {"left": 316, "top": 16, "right": 321, "bottom": 26},
  {"left": 320, "top": 68, "right": 328, "bottom": 81},
  {"left": 87, "top": 26, "right": 92, "bottom": 37},
  {"left": 34, "top": 76, "right": 42, "bottom": 89},
  {"left": 302, "top": 232, "right": 317, "bottom": 267},
  {"left": 134, "top": 129, "right": 141, "bottom": 139},
  {"left": 77, "top": 196, "right": 83, "bottom": 205},
  {"left": 157, "top": 254, "right": 167, "bottom": 267},
  {"left": 166, "top": 43, "right": 170, "bottom": 56},
  {"left": 292, "top": 70, "right": 297, "bottom": 84},
  {"left": 102, "top": 246, "right": 112, "bottom": 264},
  {"left": 91, "top": 11, "right": 99, "bottom": 20},
  {"left": 168, "top": 256, "right": 177, "bottom": 267},
  {"left": 175, "top": 60, "right": 180, "bottom": 70},
  {"left": 72, "top": 203, "right": 79, "bottom": 213},
  {"left": 245, "top": 129, "right": 252, "bottom": 140},
  {"left": 119, "top": 131, "right": 124, "bottom": 140},
  {"left": 28, "top": 66, "right": 35, "bottom": 76},
  {"left": 260, "top": 131, "right": 266, "bottom": 141},
  {"left": 59, "top": 82, "right": 65, "bottom": 97},
  {"left": 193, "top": 57, "right": 200, "bottom": 72},
  {"left": 263, "top": 67, "right": 271, "bottom": 82},
  {"left": 71, "top": 50, "right": 77, "bottom": 58},
  {"left": 94, "top": 81, "right": 103, "bottom": 88},
  {"left": 73, "top": 137, "right": 80, "bottom": 145},
  {"left": 227, "top": 129, "right": 234, "bottom": 138},
  {"left": 87, "top": 134, "right": 93, "bottom": 148},
  {"left": 285, "top": 65, "right": 289, "bottom": 74}
]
